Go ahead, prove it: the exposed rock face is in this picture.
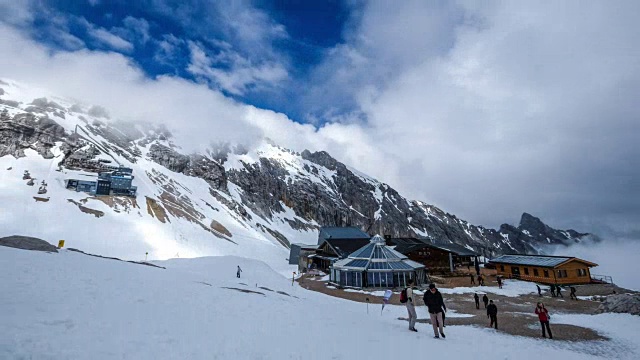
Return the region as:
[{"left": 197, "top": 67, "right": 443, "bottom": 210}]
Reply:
[
  {"left": 0, "top": 235, "right": 58, "bottom": 252},
  {"left": 517, "top": 213, "right": 591, "bottom": 246},
  {"left": 0, "top": 112, "right": 66, "bottom": 158},
  {"left": 148, "top": 144, "right": 227, "bottom": 190},
  {"left": 595, "top": 294, "right": 640, "bottom": 316}
]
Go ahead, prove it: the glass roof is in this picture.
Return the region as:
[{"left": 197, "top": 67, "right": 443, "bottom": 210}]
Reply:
[{"left": 332, "top": 234, "right": 425, "bottom": 271}]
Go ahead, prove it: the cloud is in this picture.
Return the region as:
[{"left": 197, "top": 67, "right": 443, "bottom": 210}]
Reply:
[
  {"left": 0, "top": 24, "right": 347, "bottom": 163},
  {"left": 1, "top": 1, "right": 639, "bottom": 243},
  {"left": 121, "top": 16, "right": 151, "bottom": 44},
  {"left": 78, "top": 18, "right": 134, "bottom": 52},
  {"left": 186, "top": 41, "right": 288, "bottom": 95},
  {"left": 299, "top": 1, "right": 640, "bottom": 238}
]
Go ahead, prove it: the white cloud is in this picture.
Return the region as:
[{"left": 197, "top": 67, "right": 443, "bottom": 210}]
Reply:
[
  {"left": 77, "top": 18, "right": 134, "bottom": 52},
  {"left": 122, "top": 16, "right": 151, "bottom": 44},
  {"left": 0, "top": 24, "right": 350, "bottom": 163},
  {"left": 302, "top": 1, "right": 640, "bottom": 236},
  {"left": 186, "top": 41, "right": 288, "bottom": 95}
]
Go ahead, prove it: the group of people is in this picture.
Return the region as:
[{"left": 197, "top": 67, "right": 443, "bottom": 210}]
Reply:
[
  {"left": 536, "top": 284, "right": 578, "bottom": 300},
  {"left": 404, "top": 281, "right": 447, "bottom": 339},
  {"left": 474, "top": 293, "right": 498, "bottom": 329},
  {"left": 470, "top": 273, "right": 486, "bottom": 286}
]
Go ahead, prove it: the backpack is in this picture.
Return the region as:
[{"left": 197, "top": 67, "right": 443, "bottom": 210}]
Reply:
[{"left": 400, "top": 288, "right": 408, "bottom": 303}]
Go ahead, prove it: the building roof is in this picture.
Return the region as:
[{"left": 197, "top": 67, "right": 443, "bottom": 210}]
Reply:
[
  {"left": 323, "top": 238, "right": 372, "bottom": 258},
  {"left": 389, "top": 238, "right": 479, "bottom": 257},
  {"left": 489, "top": 254, "right": 598, "bottom": 268},
  {"left": 318, "top": 227, "right": 370, "bottom": 244},
  {"left": 332, "top": 235, "right": 425, "bottom": 271}
]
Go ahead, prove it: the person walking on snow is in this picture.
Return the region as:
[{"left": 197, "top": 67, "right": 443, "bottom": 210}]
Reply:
[
  {"left": 487, "top": 300, "right": 498, "bottom": 329},
  {"left": 537, "top": 284, "right": 542, "bottom": 297},
  {"left": 550, "top": 284, "right": 556, "bottom": 297},
  {"left": 237, "top": 265, "right": 242, "bottom": 278},
  {"left": 423, "top": 284, "right": 446, "bottom": 339},
  {"left": 556, "top": 285, "right": 563, "bottom": 298},
  {"left": 470, "top": 273, "right": 476, "bottom": 285},
  {"left": 497, "top": 276, "right": 503, "bottom": 289},
  {"left": 570, "top": 286, "right": 577, "bottom": 300},
  {"left": 474, "top": 293, "right": 480, "bottom": 309},
  {"left": 482, "top": 294, "right": 489, "bottom": 308},
  {"left": 405, "top": 280, "right": 418, "bottom": 332},
  {"left": 536, "top": 302, "right": 553, "bottom": 339}
]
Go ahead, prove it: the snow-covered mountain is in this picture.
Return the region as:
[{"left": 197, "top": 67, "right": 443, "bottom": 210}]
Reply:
[{"left": 0, "top": 79, "right": 595, "bottom": 268}]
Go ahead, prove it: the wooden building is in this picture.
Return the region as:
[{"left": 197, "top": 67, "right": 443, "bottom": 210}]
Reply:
[
  {"left": 489, "top": 254, "right": 598, "bottom": 285},
  {"left": 289, "top": 227, "right": 372, "bottom": 273},
  {"left": 388, "top": 237, "right": 479, "bottom": 274}
]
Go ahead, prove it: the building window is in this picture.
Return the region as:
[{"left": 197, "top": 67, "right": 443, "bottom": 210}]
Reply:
[
  {"left": 500, "top": 265, "right": 505, "bottom": 272},
  {"left": 543, "top": 270, "right": 549, "bottom": 278},
  {"left": 524, "top": 268, "right": 530, "bottom": 276},
  {"left": 557, "top": 270, "right": 568, "bottom": 278},
  {"left": 577, "top": 268, "right": 587, "bottom": 277},
  {"left": 533, "top": 268, "right": 539, "bottom": 277}
]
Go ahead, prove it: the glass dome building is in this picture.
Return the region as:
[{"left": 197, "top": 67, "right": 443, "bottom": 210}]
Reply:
[{"left": 329, "top": 235, "right": 426, "bottom": 288}]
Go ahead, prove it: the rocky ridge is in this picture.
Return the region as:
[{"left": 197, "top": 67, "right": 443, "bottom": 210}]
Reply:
[{"left": 0, "top": 80, "right": 596, "bottom": 256}]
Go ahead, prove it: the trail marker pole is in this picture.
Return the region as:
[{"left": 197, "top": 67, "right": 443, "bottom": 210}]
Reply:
[
  {"left": 292, "top": 272, "right": 296, "bottom": 286},
  {"left": 145, "top": 252, "right": 148, "bottom": 261},
  {"left": 366, "top": 297, "right": 370, "bottom": 314}
]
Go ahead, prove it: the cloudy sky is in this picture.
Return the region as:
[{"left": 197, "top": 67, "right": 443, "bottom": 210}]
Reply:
[{"left": 1, "top": 0, "right": 638, "bottom": 240}]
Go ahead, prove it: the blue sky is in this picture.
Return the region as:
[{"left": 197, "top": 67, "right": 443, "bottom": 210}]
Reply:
[
  {"left": 1, "top": 0, "right": 639, "bottom": 239},
  {"left": 27, "top": 0, "right": 356, "bottom": 123}
]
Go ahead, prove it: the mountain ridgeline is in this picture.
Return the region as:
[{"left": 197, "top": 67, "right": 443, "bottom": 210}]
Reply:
[{"left": 0, "top": 81, "right": 596, "bottom": 258}]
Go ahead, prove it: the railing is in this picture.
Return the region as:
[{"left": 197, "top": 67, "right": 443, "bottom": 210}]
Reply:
[{"left": 591, "top": 274, "right": 614, "bottom": 285}]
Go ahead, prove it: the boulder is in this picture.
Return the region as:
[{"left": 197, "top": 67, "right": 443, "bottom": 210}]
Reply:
[
  {"left": 595, "top": 294, "right": 640, "bottom": 316},
  {"left": 0, "top": 235, "right": 58, "bottom": 252}
]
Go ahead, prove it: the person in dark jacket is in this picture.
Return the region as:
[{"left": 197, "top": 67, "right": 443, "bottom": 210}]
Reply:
[
  {"left": 237, "top": 265, "right": 242, "bottom": 278},
  {"left": 482, "top": 294, "right": 489, "bottom": 308},
  {"left": 556, "top": 285, "right": 563, "bottom": 298},
  {"left": 535, "top": 302, "right": 553, "bottom": 339},
  {"left": 550, "top": 284, "right": 556, "bottom": 297},
  {"left": 423, "top": 284, "right": 446, "bottom": 338},
  {"left": 536, "top": 284, "right": 542, "bottom": 297},
  {"left": 487, "top": 300, "right": 498, "bottom": 329},
  {"left": 470, "top": 273, "right": 476, "bottom": 285},
  {"left": 474, "top": 293, "right": 480, "bottom": 309},
  {"left": 570, "top": 286, "right": 577, "bottom": 300},
  {"left": 497, "top": 276, "right": 503, "bottom": 289}
]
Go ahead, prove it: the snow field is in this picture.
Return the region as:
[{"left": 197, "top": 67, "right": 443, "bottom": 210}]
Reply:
[{"left": 2, "top": 247, "right": 640, "bottom": 359}]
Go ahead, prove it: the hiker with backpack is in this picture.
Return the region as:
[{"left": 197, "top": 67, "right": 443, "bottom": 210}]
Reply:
[
  {"left": 556, "top": 285, "right": 563, "bottom": 298},
  {"left": 487, "top": 300, "right": 498, "bottom": 329},
  {"left": 570, "top": 286, "right": 577, "bottom": 300},
  {"left": 423, "top": 284, "right": 446, "bottom": 339},
  {"left": 400, "top": 280, "right": 418, "bottom": 332},
  {"left": 550, "top": 284, "right": 556, "bottom": 297},
  {"left": 535, "top": 302, "right": 553, "bottom": 339},
  {"left": 482, "top": 294, "right": 489, "bottom": 308}
]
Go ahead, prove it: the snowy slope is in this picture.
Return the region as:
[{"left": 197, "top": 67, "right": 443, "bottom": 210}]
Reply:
[
  {"left": 0, "top": 79, "right": 319, "bottom": 274},
  {"left": 2, "top": 246, "right": 640, "bottom": 359}
]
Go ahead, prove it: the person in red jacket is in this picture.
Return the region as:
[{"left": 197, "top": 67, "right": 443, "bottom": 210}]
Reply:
[{"left": 535, "top": 302, "right": 553, "bottom": 339}]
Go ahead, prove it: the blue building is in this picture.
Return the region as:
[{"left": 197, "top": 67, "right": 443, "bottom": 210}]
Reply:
[{"left": 66, "top": 166, "right": 137, "bottom": 197}]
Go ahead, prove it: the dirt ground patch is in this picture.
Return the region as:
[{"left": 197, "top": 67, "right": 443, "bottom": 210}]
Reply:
[
  {"left": 297, "top": 274, "right": 631, "bottom": 342},
  {"left": 67, "top": 199, "right": 104, "bottom": 218}
]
